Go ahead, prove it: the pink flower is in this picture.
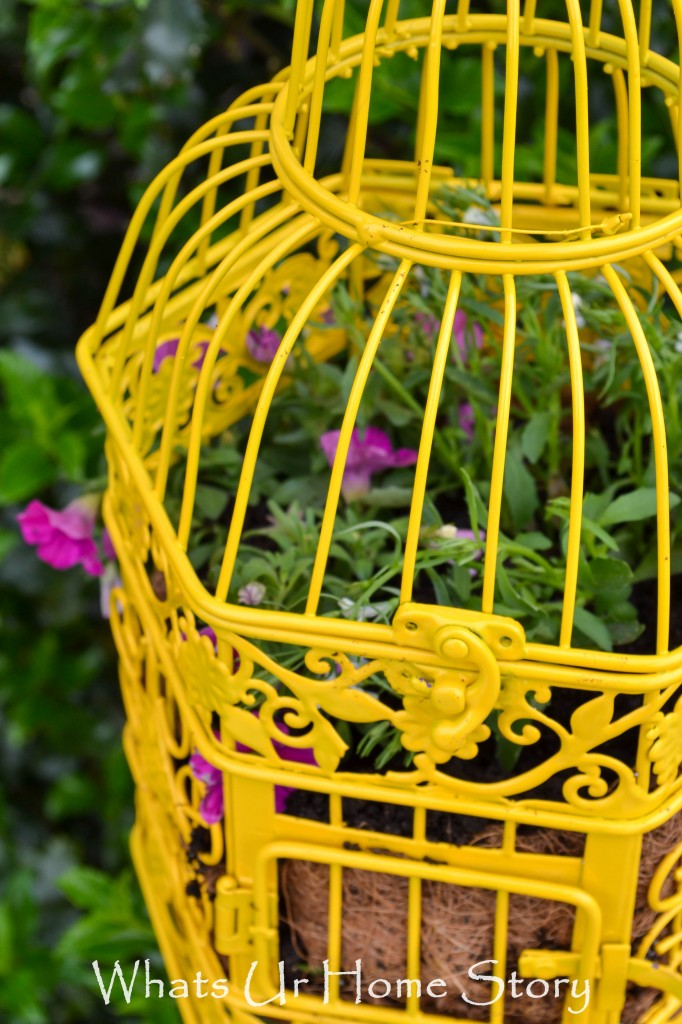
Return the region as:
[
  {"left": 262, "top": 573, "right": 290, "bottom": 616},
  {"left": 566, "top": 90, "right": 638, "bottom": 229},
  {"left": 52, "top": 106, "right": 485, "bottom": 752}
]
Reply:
[
  {"left": 459, "top": 402, "right": 475, "bottom": 439},
  {"left": 453, "top": 309, "right": 483, "bottom": 359},
  {"left": 246, "top": 326, "right": 281, "bottom": 363},
  {"left": 189, "top": 750, "right": 224, "bottom": 825},
  {"left": 198, "top": 625, "right": 217, "bottom": 646},
  {"left": 17, "top": 497, "right": 103, "bottom": 577},
  {"left": 189, "top": 722, "right": 317, "bottom": 825},
  {"left": 153, "top": 338, "right": 210, "bottom": 373},
  {"left": 415, "top": 311, "right": 440, "bottom": 339},
  {"left": 102, "top": 528, "right": 116, "bottom": 561},
  {"left": 413, "top": 310, "right": 483, "bottom": 358},
  {"left": 320, "top": 426, "right": 418, "bottom": 501},
  {"left": 265, "top": 739, "right": 317, "bottom": 813}
]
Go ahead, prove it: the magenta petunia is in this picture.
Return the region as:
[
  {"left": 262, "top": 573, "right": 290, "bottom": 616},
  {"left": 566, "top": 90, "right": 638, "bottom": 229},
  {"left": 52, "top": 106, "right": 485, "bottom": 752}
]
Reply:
[
  {"left": 198, "top": 625, "right": 218, "bottom": 646},
  {"left": 459, "top": 401, "right": 475, "bottom": 439},
  {"left": 153, "top": 338, "right": 180, "bottom": 371},
  {"left": 414, "top": 311, "right": 440, "bottom": 339},
  {"left": 17, "top": 497, "right": 103, "bottom": 577},
  {"left": 246, "top": 325, "right": 281, "bottom": 363},
  {"left": 320, "top": 426, "right": 418, "bottom": 501},
  {"left": 453, "top": 309, "right": 483, "bottom": 359},
  {"left": 190, "top": 719, "right": 317, "bottom": 826},
  {"left": 189, "top": 750, "right": 224, "bottom": 825},
  {"left": 152, "top": 338, "right": 210, "bottom": 373},
  {"left": 102, "top": 528, "right": 116, "bottom": 562},
  {"left": 414, "top": 309, "right": 483, "bottom": 357},
  {"left": 237, "top": 727, "right": 317, "bottom": 814}
]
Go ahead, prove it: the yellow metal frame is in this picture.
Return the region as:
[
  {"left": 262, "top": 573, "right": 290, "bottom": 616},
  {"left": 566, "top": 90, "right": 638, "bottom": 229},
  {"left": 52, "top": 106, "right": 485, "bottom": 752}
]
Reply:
[{"left": 78, "top": 2, "right": 682, "bottom": 1022}]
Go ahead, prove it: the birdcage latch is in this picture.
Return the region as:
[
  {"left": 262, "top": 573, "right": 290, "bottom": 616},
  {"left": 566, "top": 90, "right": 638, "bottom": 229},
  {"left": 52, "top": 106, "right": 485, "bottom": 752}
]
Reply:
[{"left": 393, "top": 603, "right": 525, "bottom": 661}]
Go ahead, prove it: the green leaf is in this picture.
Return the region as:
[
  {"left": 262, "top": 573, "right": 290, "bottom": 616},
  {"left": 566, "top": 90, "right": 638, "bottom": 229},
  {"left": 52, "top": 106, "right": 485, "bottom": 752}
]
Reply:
[
  {"left": 503, "top": 449, "right": 539, "bottom": 529},
  {"left": 521, "top": 412, "right": 551, "bottom": 464},
  {"left": 362, "top": 486, "right": 414, "bottom": 508},
  {"left": 0, "top": 902, "right": 13, "bottom": 974},
  {"left": 516, "top": 531, "right": 553, "bottom": 551},
  {"left": 573, "top": 607, "right": 613, "bottom": 651},
  {"left": 55, "top": 431, "right": 88, "bottom": 479},
  {"left": 0, "top": 441, "right": 55, "bottom": 502},
  {"left": 460, "top": 468, "right": 488, "bottom": 534},
  {"left": 600, "top": 488, "right": 680, "bottom": 526},
  {"left": 58, "top": 867, "right": 116, "bottom": 912},
  {"left": 579, "top": 516, "right": 620, "bottom": 552},
  {"left": 0, "top": 528, "right": 19, "bottom": 564},
  {"left": 609, "top": 620, "right": 645, "bottom": 646},
  {"left": 194, "top": 484, "right": 228, "bottom": 520},
  {"left": 587, "top": 557, "right": 633, "bottom": 593},
  {"left": 380, "top": 399, "right": 415, "bottom": 427}
]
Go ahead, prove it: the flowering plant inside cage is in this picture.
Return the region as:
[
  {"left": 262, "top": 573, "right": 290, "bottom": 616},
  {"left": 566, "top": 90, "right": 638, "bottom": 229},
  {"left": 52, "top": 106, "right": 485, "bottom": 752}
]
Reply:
[{"left": 74, "top": 0, "right": 682, "bottom": 1022}]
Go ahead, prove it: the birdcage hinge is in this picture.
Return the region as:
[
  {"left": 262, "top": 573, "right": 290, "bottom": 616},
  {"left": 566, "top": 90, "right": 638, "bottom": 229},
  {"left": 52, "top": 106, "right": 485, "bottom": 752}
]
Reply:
[
  {"left": 214, "top": 878, "right": 280, "bottom": 960},
  {"left": 214, "top": 878, "right": 255, "bottom": 956}
]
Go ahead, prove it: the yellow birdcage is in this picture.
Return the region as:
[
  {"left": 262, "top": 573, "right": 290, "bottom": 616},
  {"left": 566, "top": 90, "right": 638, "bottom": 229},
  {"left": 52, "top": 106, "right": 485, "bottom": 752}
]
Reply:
[{"left": 77, "top": 0, "right": 682, "bottom": 1022}]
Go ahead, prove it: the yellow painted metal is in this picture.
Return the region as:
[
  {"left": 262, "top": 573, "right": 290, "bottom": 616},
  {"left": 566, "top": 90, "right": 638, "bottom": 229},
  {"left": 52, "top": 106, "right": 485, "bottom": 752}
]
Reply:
[{"left": 78, "top": 2, "right": 682, "bottom": 1022}]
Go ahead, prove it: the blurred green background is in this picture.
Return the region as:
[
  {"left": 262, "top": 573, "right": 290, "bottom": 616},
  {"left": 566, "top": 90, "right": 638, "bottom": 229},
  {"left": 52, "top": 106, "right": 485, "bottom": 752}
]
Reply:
[
  {"left": 0, "top": 1, "right": 677, "bottom": 1021},
  {"left": 0, "top": 2, "right": 299, "bottom": 1020}
]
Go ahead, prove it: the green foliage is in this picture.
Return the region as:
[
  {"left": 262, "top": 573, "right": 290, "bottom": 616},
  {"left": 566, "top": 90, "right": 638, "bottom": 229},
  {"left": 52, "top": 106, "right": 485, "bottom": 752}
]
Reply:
[{"left": 0, "top": 2, "right": 300, "bottom": 1021}]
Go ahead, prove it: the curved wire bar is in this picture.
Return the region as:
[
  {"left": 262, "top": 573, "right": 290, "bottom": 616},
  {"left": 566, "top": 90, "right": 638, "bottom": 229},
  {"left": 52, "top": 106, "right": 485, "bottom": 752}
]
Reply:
[
  {"left": 134, "top": 187, "right": 297, "bottom": 457},
  {"left": 177, "top": 213, "right": 322, "bottom": 549},
  {"left": 97, "top": 106, "right": 276, "bottom": 366},
  {"left": 117, "top": 143, "right": 271, "bottom": 401},
  {"left": 555, "top": 271, "right": 586, "bottom": 648},
  {"left": 304, "top": 0, "right": 338, "bottom": 175},
  {"left": 499, "top": 0, "right": 521, "bottom": 243},
  {"left": 346, "top": 0, "right": 387, "bottom": 207},
  {"left": 413, "top": 0, "right": 448, "bottom": 224},
  {"left": 400, "top": 269, "right": 462, "bottom": 604},
  {"left": 482, "top": 274, "right": 517, "bottom": 615},
  {"left": 215, "top": 243, "right": 364, "bottom": 602},
  {"left": 613, "top": 0, "right": 643, "bottom": 229},
  {"left": 285, "top": 0, "right": 316, "bottom": 136},
  {"left": 305, "top": 259, "right": 413, "bottom": 615},
  {"left": 563, "top": 0, "right": 592, "bottom": 236},
  {"left": 602, "top": 262, "right": 671, "bottom": 656}
]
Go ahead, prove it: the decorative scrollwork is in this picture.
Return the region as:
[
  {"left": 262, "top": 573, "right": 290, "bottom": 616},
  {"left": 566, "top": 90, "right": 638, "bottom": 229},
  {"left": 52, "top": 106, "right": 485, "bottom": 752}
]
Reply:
[
  {"left": 386, "top": 626, "right": 500, "bottom": 764},
  {"left": 647, "top": 697, "right": 682, "bottom": 787},
  {"left": 147, "top": 606, "right": 682, "bottom": 816}
]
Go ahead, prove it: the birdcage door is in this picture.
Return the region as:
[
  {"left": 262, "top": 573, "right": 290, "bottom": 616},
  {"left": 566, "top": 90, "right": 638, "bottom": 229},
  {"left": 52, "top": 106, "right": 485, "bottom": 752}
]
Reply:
[{"left": 215, "top": 837, "right": 602, "bottom": 1024}]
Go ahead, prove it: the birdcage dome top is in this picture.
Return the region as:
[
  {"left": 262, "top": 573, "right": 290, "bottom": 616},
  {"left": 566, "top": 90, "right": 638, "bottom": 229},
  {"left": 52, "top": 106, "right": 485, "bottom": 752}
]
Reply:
[{"left": 272, "top": 0, "right": 682, "bottom": 273}]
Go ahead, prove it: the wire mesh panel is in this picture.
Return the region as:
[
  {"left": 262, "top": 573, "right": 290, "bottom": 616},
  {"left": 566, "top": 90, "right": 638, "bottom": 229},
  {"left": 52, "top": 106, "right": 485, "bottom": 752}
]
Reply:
[{"left": 78, "top": 1, "right": 682, "bottom": 1022}]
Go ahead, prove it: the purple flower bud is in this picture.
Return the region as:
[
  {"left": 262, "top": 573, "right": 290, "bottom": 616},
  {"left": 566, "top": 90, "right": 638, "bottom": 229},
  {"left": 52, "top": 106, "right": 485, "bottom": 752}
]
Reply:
[{"left": 246, "top": 326, "right": 281, "bottom": 363}]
